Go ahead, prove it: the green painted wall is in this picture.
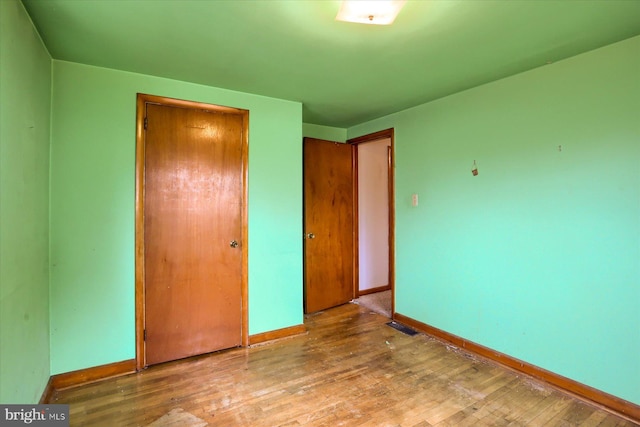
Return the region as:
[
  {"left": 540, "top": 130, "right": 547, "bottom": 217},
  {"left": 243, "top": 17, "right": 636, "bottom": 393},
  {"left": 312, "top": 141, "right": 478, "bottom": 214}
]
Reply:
[
  {"left": 348, "top": 36, "right": 640, "bottom": 404},
  {"left": 302, "top": 123, "right": 347, "bottom": 142},
  {"left": 50, "top": 61, "right": 302, "bottom": 374},
  {"left": 0, "top": 0, "right": 52, "bottom": 403}
]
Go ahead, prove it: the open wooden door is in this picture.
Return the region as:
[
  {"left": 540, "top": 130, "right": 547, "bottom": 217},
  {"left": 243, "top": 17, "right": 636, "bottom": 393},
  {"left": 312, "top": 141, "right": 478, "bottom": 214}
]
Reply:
[
  {"left": 303, "top": 138, "right": 354, "bottom": 313},
  {"left": 137, "top": 95, "right": 248, "bottom": 367}
]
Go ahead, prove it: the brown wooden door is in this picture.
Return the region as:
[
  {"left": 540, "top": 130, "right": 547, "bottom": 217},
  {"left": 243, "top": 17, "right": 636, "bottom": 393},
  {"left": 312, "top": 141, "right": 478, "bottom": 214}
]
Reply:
[
  {"left": 303, "top": 138, "right": 354, "bottom": 313},
  {"left": 144, "top": 102, "right": 244, "bottom": 365}
]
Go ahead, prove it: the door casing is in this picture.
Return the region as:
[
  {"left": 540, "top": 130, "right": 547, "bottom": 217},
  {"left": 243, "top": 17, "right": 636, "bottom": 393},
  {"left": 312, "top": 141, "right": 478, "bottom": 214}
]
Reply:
[
  {"left": 349, "top": 128, "right": 395, "bottom": 316},
  {"left": 134, "top": 93, "right": 249, "bottom": 370}
]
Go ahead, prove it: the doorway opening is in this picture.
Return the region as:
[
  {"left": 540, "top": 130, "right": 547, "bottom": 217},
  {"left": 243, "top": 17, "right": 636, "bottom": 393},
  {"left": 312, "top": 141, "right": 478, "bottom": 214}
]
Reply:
[
  {"left": 350, "top": 129, "right": 395, "bottom": 318},
  {"left": 302, "top": 129, "right": 395, "bottom": 318}
]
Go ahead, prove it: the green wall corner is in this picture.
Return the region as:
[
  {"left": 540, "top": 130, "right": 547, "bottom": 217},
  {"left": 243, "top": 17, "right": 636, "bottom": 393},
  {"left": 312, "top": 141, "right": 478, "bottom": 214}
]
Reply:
[
  {"left": 0, "top": 0, "right": 52, "bottom": 403},
  {"left": 303, "top": 123, "right": 347, "bottom": 142}
]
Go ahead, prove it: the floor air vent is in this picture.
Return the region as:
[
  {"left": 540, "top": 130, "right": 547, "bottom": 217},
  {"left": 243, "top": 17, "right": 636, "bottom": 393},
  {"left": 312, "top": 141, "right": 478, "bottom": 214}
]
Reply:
[{"left": 386, "top": 321, "right": 418, "bottom": 336}]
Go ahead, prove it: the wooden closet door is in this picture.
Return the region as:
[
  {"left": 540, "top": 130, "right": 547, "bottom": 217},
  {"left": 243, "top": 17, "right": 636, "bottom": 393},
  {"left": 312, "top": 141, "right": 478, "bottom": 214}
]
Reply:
[{"left": 144, "top": 103, "right": 243, "bottom": 365}]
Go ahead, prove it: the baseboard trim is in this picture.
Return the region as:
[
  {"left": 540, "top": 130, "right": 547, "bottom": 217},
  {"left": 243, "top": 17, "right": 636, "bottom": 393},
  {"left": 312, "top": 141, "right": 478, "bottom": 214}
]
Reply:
[
  {"left": 42, "top": 324, "right": 306, "bottom": 396},
  {"left": 358, "top": 285, "right": 391, "bottom": 297},
  {"left": 50, "top": 359, "right": 136, "bottom": 392},
  {"left": 393, "top": 313, "right": 640, "bottom": 423},
  {"left": 249, "top": 324, "right": 306, "bottom": 346},
  {"left": 39, "top": 377, "right": 54, "bottom": 404}
]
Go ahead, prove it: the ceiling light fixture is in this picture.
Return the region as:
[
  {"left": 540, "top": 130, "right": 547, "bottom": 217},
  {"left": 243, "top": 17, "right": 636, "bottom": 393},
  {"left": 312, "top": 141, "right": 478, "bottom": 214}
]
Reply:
[{"left": 336, "top": 0, "right": 407, "bottom": 25}]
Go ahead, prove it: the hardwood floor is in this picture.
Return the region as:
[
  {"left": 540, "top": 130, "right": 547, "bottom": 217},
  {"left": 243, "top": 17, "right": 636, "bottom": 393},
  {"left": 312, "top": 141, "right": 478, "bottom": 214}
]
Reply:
[{"left": 51, "top": 304, "right": 637, "bottom": 426}]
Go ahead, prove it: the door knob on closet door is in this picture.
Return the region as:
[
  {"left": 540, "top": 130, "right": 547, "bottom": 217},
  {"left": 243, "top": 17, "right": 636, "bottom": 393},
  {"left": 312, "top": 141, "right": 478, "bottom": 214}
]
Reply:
[
  {"left": 230, "top": 240, "right": 239, "bottom": 248},
  {"left": 306, "top": 233, "right": 315, "bottom": 239}
]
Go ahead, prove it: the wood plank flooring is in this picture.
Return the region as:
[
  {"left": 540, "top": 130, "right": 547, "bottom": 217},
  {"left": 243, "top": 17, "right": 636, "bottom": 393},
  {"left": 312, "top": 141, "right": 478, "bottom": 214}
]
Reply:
[{"left": 50, "top": 304, "right": 637, "bottom": 426}]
